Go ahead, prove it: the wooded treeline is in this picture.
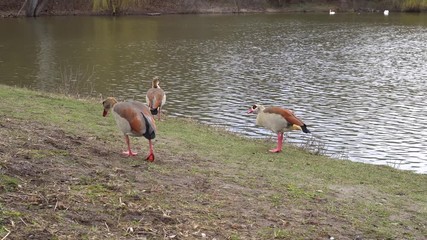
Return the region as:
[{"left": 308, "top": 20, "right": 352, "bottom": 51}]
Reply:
[{"left": 1, "top": 0, "right": 426, "bottom": 17}]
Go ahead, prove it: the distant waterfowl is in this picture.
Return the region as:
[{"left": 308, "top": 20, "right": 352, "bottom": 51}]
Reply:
[
  {"left": 384, "top": 10, "right": 389, "bottom": 16},
  {"left": 102, "top": 97, "right": 156, "bottom": 161},
  {"left": 329, "top": 9, "right": 336, "bottom": 15},
  {"left": 146, "top": 76, "right": 166, "bottom": 120},
  {"left": 248, "top": 104, "right": 310, "bottom": 153}
]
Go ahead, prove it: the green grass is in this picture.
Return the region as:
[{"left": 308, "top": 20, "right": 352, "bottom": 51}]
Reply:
[
  {"left": 0, "top": 84, "right": 426, "bottom": 239},
  {"left": 0, "top": 88, "right": 106, "bottom": 137},
  {"left": 0, "top": 175, "right": 20, "bottom": 192}
]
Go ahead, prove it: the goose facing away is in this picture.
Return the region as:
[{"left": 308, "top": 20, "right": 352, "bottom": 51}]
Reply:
[
  {"left": 384, "top": 10, "right": 389, "bottom": 15},
  {"left": 146, "top": 76, "right": 166, "bottom": 120},
  {"left": 102, "top": 97, "right": 156, "bottom": 161},
  {"left": 248, "top": 104, "right": 310, "bottom": 153}
]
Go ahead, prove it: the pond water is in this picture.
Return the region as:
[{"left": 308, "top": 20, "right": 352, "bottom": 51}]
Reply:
[{"left": 1, "top": 13, "right": 426, "bottom": 173}]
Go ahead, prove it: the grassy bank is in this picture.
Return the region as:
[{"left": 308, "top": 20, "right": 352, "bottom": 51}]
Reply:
[{"left": 0, "top": 84, "right": 426, "bottom": 239}]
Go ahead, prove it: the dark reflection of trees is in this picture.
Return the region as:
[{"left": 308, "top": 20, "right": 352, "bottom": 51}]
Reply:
[{"left": 33, "top": 19, "right": 56, "bottom": 91}]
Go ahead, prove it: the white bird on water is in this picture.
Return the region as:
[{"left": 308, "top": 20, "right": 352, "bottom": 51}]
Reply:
[
  {"left": 329, "top": 9, "right": 336, "bottom": 15},
  {"left": 384, "top": 10, "right": 389, "bottom": 16}
]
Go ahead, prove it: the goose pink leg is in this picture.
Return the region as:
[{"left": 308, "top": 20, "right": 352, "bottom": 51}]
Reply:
[
  {"left": 122, "top": 135, "right": 137, "bottom": 156},
  {"left": 269, "top": 132, "right": 284, "bottom": 153},
  {"left": 146, "top": 139, "right": 155, "bottom": 162}
]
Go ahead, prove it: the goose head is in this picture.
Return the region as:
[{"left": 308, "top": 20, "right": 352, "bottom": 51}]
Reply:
[
  {"left": 152, "top": 76, "right": 160, "bottom": 88},
  {"left": 247, "top": 104, "right": 265, "bottom": 114},
  {"left": 102, "top": 97, "right": 118, "bottom": 117}
]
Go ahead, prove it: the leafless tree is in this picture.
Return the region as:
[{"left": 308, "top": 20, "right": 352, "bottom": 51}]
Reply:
[{"left": 24, "top": 0, "right": 48, "bottom": 17}]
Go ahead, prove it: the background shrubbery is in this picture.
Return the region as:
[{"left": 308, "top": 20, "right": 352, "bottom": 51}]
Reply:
[{"left": 0, "top": 0, "right": 426, "bottom": 17}]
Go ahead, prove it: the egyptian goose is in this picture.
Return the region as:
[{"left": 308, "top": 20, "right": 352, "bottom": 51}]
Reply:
[
  {"left": 248, "top": 104, "right": 310, "bottom": 153},
  {"left": 102, "top": 97, "right": 156, "bottom": 161},
  {"left": 146, "top": 76, "right": 166, "bottom": 120}
]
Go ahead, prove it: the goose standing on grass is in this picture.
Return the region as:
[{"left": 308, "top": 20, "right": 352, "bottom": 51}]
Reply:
[
  {"left": 329, "top": 9, "right": 336, "bottom": 15},
  {"left": 102, "top": 97, "right": 156, "bottom": 161},
  {"left": 384, "top": 10, "right": 389, "bottom": 16},
  {"left": 146, "top": 76, "right": 166, "bottom": 120},
  {"left": 248, "top": 104, "right": 310, "bottom": 153}
]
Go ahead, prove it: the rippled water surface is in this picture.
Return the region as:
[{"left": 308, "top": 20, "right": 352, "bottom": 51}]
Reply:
[{"left": 1, "top": 13, "right": 426, "bottom": 173}]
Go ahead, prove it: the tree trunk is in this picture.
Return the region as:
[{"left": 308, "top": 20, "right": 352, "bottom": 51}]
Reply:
[
  {"left": 26, "top": 0, "right": 38, "bottom": 17},
  {"left": 233, "top": 0, "right": 240, "bottom": 13},
  {"left": 26, "top": 0, "right": 48, "bottom": 17},
  {"left": 340, "top": 0, "right": 349, "bottom": 10}
]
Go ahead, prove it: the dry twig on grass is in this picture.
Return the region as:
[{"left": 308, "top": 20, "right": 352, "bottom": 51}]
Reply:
[{"left": 1, "top": 227, "right": 11, "bottom": 240}]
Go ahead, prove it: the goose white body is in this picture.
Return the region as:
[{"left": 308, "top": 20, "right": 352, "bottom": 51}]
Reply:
[
  {"left": 146, "top": 77, "right": 166, "bottom": 120},
  {"left": 248, "top": 104, "right": 310, "bottom": 153},
  {"left": 102, "top": 97, "right": 156, "bottom": 161}
]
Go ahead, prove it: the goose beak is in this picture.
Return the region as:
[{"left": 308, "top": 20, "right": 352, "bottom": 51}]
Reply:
[{"left": 247, "top": 108, "right": 254, "bottom": 114}]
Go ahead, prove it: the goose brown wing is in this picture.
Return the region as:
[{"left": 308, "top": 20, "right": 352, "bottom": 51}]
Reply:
[{"left": 264, "top": 107, "right": 305, "bottom": 127}]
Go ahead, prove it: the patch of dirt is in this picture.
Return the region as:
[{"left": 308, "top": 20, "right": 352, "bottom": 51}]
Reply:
[
  {"left": 0, "top": 116, "right": 282, "bottom": 239},
  {"left": 1, "top": 116, "right": 416, "bottom": 239}
]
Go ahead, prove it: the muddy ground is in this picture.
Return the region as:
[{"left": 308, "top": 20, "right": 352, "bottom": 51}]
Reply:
[
  {"left": 2, "top": 114, "right": 424, "bottom": 239},
  {"left": 0, "top": 116, "right": 330, "bottom": 239}
]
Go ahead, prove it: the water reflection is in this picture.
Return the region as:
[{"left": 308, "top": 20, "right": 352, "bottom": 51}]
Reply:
[{"left": 0, "top": 14, "right": 426, "bottom": 173}]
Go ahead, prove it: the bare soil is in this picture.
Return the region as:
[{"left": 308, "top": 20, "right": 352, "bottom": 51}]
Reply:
[
  {"left": 2, "top": 102, "right": 427, "bottom": 240},
  {"left": 0, "top": 113, "right": 365, "bottom": 239},
  {"left": 0, "top": 116, "right": 289, "bottom": 239}
]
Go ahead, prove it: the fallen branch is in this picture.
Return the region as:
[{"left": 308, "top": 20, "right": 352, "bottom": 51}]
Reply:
[
  {"left": 17, "top": 0, "right": 28, "bottom": 16},
  {"left": 54, "top": 200, "right": 58, "bottom": 211},
  {"left": 104, "top": 222, "right": 110, "bottom": 232},
  {"left": 1, "top": 227, "right": 11, "bottom": 240},
  {"left": 19, "top": 217, "right": 28, "bottom": 226}
]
